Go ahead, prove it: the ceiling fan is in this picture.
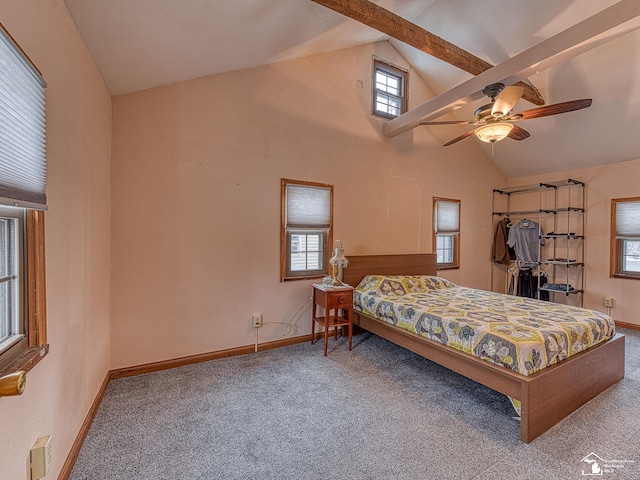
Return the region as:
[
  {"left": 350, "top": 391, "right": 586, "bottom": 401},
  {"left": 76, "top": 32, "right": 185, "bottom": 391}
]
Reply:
[{"left": 419, "top": 83, "right": 592, "bottom": 147}]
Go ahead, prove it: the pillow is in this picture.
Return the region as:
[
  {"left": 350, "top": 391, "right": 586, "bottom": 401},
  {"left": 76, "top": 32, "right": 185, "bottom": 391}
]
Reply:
[{"left": 356, "top": 275, "right": 456, "bottom": 296}]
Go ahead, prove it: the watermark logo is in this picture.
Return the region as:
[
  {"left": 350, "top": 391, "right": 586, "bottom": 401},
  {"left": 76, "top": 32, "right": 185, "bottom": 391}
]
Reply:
[
  {"left": 581, "top": 452, "right": 635, "bottom": 476},
  {"left": 582, "top": 453, "right": 604, "bottom": 476}
]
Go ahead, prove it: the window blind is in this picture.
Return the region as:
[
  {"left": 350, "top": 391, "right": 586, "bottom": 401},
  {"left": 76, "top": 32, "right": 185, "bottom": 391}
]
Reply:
[
  {"left": 435, "top": 200, "right": 460, "bottom": 234},
  {"left": 615, "top": 200, "right": 640, "bottom": 239},
  {"left": 286, "top": 184, "right": 331, "bottom": 229},
  {"left": 0, "top": 24, "right": 47, "bottom": 210}
]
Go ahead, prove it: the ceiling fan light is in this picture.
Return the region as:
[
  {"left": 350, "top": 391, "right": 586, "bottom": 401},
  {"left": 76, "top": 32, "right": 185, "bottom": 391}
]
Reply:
[{"left": 475, "top": 123, "right": 514, "bottom": 143}]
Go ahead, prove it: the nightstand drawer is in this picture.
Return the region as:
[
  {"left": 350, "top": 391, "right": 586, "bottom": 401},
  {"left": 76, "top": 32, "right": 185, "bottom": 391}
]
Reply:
[{"left": 328, "top": 290, "right": 353, "bottom": 309}]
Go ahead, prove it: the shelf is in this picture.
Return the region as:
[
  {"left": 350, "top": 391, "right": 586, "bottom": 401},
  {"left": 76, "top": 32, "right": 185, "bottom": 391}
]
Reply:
[
  {"left": 492, "top": 209, "right": 542, "bottom": 216},
  {"left": 540, "top": 287, "right": 584, "bottom": 295},
  {"left": 313, "top": 315, "right": 350, "bottom": 328},
  {"left": 541, "top": 235, "right": 584, "bottom": 239},
  {"left": 541, "top": 207, "right": 585, "bottom": 214},
  {"left": 493, "top": 207, "right": 584, "bottom": 216},
  {"left": 493, "top": 178, "right": 585, "bottom": 196},
  {"left": 540, "top": 261, "right": 584, "bottom": 266},
  {"left": 491, "top": 178, "right": 586, "bottom": 307}
]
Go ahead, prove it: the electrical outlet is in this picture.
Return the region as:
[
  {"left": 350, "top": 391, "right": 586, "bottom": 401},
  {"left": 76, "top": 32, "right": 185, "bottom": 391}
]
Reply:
[
  {"left": 252, "top": 313, "right": 263, "bottom": 328},
  {"left": 30, "top": 435, "right": 52, "bottom": 480},
  {"left": 604, "top": 297, "right": 614, "bottom": 308}
]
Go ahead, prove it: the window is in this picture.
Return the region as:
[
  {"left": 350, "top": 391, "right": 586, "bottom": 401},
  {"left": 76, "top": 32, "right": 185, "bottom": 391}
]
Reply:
[
  {"left": 0, "top": 23, "right": 48, "bottom": 378},
  {"left": 373, "top": 60, "right": 407, "bottom": 119},
  {"left": 281, "top": 179, "right": 333, "bottom": 281},
  {"left": 0, "top": 207, "right": 23, "bottom": 354},
  {"left": 433, "top": 198, "right": 460, "bottom": 269},
  {"left": 611, "top": 197, "right": 640, "bottom": 279}
]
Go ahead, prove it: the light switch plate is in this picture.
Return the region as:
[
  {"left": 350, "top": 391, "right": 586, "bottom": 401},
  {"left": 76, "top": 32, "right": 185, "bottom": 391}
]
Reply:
[{"left": 30, "top": 435, "right": 52, "bottom": 480}]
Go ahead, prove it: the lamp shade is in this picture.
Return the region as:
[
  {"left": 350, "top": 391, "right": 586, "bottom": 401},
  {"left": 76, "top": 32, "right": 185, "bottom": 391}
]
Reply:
[{"left": 475, "top": 123, "right": 514, "bottom": 143}]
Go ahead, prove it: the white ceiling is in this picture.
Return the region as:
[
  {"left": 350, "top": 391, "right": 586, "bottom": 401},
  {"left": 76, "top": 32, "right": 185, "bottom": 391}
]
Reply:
[{"left": 63, "top": 0, "right": 640, "bottom": 178}]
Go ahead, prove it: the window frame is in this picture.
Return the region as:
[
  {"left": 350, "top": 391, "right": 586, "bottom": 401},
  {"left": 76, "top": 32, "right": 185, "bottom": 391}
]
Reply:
[
  {"left": 611, "top": 197, "right": 640, "bottom": 280},
  {"left": 433, "top": 197, "right": 461, "bottom": 270},
  {"left": 0, "top": 209, "right": 47, "bottom": 376},
  {"left": 281, "top": 179, "right": 333, "bottom": 281},
  {"left": 372, "top": 59, "right": 408, "bottom": 120}
]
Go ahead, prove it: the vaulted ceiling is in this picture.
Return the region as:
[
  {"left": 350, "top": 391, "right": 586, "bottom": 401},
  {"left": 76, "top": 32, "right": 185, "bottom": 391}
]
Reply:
[{"left": 63, "top": 0, "right": 640, "bottom": 178}]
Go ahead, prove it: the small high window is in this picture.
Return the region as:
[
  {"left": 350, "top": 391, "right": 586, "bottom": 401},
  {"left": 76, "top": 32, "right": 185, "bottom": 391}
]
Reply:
[
  {"left": 281, "top": 179, "right": 333, "bottom": 281},
  {"left": 373, "top": 60, "right": 407, "bottom": 119},
  {"left": 433, "top": 198, "right": 460, "bottom": 269},
  {"left": 611, "top": 197, "right": 640, "bottom": 279}
]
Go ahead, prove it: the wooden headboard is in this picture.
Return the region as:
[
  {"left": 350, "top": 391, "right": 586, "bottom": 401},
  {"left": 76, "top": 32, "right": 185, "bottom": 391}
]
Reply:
[{"left": 343, "top": 254, "right": 437, "bottom": 288}]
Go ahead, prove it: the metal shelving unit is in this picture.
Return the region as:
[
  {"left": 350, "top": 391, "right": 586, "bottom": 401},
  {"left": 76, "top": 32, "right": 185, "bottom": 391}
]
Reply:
[{"left": 491, "top": 179, "right": 585, "bottom": 306}]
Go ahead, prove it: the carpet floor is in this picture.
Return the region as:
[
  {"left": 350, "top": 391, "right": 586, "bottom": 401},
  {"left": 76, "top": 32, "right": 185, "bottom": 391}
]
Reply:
[{"left": 70, "top": 328, "right": 639, "bottom": 480}]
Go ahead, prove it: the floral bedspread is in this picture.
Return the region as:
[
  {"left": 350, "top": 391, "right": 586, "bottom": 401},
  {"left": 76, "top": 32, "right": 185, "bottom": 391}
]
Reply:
[{"left": 354, "top": 275, "right": 616, "bottom": 376}]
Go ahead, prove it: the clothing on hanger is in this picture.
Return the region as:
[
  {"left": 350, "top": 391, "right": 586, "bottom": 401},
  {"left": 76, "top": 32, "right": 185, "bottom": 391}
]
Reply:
[
  {"left": 492, "top": 217, "right": 516, "bottom": 265},
  {"left": 507, "top": 218, "right": 544, "bottom": 263}
]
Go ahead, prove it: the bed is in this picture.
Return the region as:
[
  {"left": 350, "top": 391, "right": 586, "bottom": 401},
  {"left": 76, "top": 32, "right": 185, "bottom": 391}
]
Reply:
[{"left": 343, "top": 253, "right": 625, "bottom": 443}]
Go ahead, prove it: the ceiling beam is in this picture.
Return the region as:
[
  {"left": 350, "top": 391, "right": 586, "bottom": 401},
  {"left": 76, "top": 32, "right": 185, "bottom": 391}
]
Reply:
[
  {"left": 310, "top": 0, "right": 545, "bottom": 105},
  {"left": 383, "top": 0, "right": 640, "bottom": 138}
]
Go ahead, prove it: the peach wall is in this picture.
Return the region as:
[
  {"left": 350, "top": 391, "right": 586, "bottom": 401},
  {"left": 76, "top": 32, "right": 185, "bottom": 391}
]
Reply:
[
  {"left": 0, "top": 1, "right": 111, "bottom": 479},
  {"left": 110, "top": 41, "right": 507, "bottom": 369},
  {"left": 511, "top": 159, "right": 640, "bottom": 326}
]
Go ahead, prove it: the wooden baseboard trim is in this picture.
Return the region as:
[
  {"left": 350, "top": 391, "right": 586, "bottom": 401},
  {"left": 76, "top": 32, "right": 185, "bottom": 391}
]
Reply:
[
  {"left": 110, "top": 345, "right": 254, "bottom": 379},
  {"left": 615, "top": 320, "right": 640, "bottom": 331},
  {"left": 257, "top": 334, "right": 310, "bottom": 352},
  {"left": 110, "top": 333, "right": 319, "bottom": 380},
  {"left": 58, "top": 372, "right": 110, "bottom": 480}
]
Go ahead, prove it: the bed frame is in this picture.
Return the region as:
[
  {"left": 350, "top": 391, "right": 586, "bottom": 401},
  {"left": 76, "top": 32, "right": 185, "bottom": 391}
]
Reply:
[{"left": 344, "top": 253, "right": 625, "bottom": 443}]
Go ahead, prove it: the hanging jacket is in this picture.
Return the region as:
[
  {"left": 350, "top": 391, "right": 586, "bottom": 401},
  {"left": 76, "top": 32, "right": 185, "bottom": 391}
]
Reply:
[{"left": 492, "top": 217, "right": 515, "bottom": 264}]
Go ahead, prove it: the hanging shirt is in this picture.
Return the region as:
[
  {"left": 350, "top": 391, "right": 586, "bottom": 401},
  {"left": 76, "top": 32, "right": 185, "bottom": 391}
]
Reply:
[{"left": 507, "top": 219, "right": 544, "bottom": 263}]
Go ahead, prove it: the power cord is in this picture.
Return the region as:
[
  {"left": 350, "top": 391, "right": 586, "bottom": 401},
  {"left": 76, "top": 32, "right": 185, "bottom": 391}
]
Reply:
[
  {"left": 254, "top": 296, "right": 312, "bottom": 352},
  {"left": 264, "top": 296, "right": 312, "bottom": 336}
]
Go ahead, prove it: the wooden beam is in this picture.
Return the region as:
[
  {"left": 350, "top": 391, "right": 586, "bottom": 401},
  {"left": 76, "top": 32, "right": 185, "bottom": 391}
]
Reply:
[
  {"left": 383, "top": 0, "right": 640, "bottom": 138},
  {"left": 311, "top": 0, "right": 544, "bottom": 105}
]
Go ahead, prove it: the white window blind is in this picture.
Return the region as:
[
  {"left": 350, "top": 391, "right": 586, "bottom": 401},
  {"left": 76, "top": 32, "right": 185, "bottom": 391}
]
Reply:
[
  {"left": 435, "top": 200, "right": 460, "bottom": 234},
  {"left": 0, "top": 24, "right": 47, "bottom": 210},
  {"left": 286, "top": 184, "right": 331, "bottom": 229},
  {"left": 615, "top": 200, "right": 640, "bottom": 239}
]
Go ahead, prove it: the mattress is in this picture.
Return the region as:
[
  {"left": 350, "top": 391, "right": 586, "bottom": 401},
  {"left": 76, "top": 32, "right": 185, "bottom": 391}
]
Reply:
[{"left": 354, "top": 275, "right": 616, "bottom": 376}]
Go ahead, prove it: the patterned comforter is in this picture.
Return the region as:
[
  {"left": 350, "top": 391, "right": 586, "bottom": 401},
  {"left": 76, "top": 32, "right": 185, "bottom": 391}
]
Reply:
[{"left": 354, "top": 275, "right": 616, "bottom": 376}]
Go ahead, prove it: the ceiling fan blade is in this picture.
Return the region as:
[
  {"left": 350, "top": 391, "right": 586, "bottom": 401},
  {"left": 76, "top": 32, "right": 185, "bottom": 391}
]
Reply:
[
  {"left": 491, "top": 86, "right": 524, "bottom": 118},
  {"left": 508, "top": 125, "right": 531, "bottom": 141},
  {"left": 443, "top": 130, "right": 475, "bottom": 147},
  {"left": 419, "top": 120, "right": 475, "bottom": 126},
  {"left": 518, "top": 99, "right": 592, "bottom": 120}
]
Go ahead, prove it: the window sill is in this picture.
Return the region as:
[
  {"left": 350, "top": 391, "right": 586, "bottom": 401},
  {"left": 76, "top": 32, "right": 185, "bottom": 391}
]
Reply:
[
  {"left": 372, "top": 110, "right": 405, "bottom": 120},
  {"left": 282, "top": 274, "right": 326, "bottom": 282},
  {"left": 0, "top": 344, "right": 49, "bottom": 378},
  {"left": 437, "top": 265, "right": 460, "bottom": 271},
  {"left": 612, "top": 273, "right": 640, "bottom": 280}
]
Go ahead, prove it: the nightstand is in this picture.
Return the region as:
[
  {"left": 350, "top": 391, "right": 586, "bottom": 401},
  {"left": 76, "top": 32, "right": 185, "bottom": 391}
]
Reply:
[{"left": 311, "top": 284, "right": 354, "bottom": 356}]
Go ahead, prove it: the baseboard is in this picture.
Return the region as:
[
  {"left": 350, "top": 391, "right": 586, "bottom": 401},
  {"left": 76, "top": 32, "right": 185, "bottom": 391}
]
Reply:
[
  {"left": 58, "top": 372, "right": 110, "bottom": 480},
  {"left": 110, "top": 333, "right": 319, "bottom": 379},
  {"left": 615, "top": 320, "right": 640, "bottom": 331}
]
